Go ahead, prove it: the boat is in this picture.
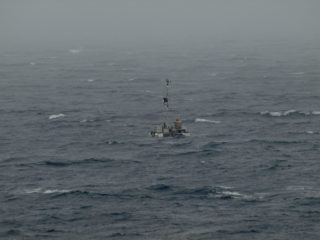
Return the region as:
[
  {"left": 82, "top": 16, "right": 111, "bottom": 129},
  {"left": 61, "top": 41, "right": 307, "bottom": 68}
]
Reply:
[{"left": 150, "top": 79, "right": 190, "bottom": 137}]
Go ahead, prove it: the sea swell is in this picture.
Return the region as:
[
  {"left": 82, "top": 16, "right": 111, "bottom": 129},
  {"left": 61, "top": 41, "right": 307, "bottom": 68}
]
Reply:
[
  {"left": 39, "top": 158, "right": 114, "bottom": 167},
  {"left": 260, "top": 110, "right": 320, "bottom": 117}
]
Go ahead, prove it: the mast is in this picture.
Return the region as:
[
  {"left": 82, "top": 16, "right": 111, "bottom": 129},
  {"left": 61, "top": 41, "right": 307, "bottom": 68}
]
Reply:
[{"left": 163, "top": 79, "right": 170, "bottom": 124}]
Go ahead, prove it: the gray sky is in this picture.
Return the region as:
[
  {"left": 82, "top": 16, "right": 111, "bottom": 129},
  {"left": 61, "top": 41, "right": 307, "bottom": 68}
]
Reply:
[{"left": 1, "top": 0, "right": 319, "bottom": 48}]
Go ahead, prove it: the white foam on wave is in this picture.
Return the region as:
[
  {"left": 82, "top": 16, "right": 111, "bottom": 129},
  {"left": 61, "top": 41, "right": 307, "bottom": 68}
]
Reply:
[
  {"left": 222, "top": 191, "right": 242, "bottom": 197},
  {"left": 195, "top": 118, "right": 221, "bottom": 124},
  {"left": 260, "top": 111, "right": 269, "bottom": 115},
  {"left": 286, "top": 185, "right": 313, "bottom": 191},
  {"left": 261, "top": 110, "right": 320, "bottom": 117},
  {"left": 49, "top": 114, "right": 65, "bottom": 120},
  {"left": 215, "top": 186, "right": 260, "bottom": 200},
  {"left": 218, "top": 185, "right": 233, "bottom": 189},
  {"left": 260, "top": 109, "right": 320, "bottom": 117},
  {"left": 24, "top": 188, "right": 71, "bottom": 194},
  {"left": 283, "top": 109, "right": 297, "bottom": 116},
  {"left": 87, "top": 79, "right": 95, "bottom": 82},
  {"left": 30, "top": 62, "right": 36, "bottom": 65},
  {"left": 43, "top": 189, "right": 71, "bottom": 194},
  {"left": 269, "top": 112, "right": 282, "bottom": 117},
  {"left": 261, "top": 111, "right": 282, "bottom": 116},
  {"left": 306, "top": 131, "right": 314, "bottom": 134},
  {"left": 24, "top": 188, "right": 42, "bottom": 194}
]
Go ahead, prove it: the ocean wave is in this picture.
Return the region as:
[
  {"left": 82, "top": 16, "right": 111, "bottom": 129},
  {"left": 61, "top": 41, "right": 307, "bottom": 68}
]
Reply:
[
  {"left": 47, "top": 190, "right": 137, "bottom": 200},
  {"left": 158, "top": 149, "right": 219, "bottom": 158},
  {"left": 311, "top": 111, "right": 320, "bottom": 115},
  {"left": 163, "top": 140, "right": 193, "bottom": 147},
  {"left": 306, "top": 130, "right": 315, "bottom": 134},
  {"left": 69, "top": 49, "right": 81, "bottom": 54},
  {"left": 283, "top": 109, "right": 297, "bottom": 116},
  {"left": 24, "top": 188, "right": 42, "bottom": 194},
  {"left": 147, "top": 184, "right": 172, "bottom": 191},
  {"left": 220, "top": 191, "right": 242, "bottom": 197},
  {"left": 247, "top": 139, "right": 304, "bottom": 145},
  {"left": 290, "top": 72, "right": 305, "bottom": 75},
  {"left": 172, "top": 186, "right": 255, "bottom": 200},
  {"left": 260, "top": 110, "right": 320, "bottom": 117},
  {"left": 42, "top": 158, "right": 113, "bottom": 167},
  {"left": 195, "top": 118, "right": 221, "bottom": 123},
  {"left": 218, "top": 185, "right": 233, "bottom": 189},
  {"left": 49, "top": 113, "right": 65, "bottom": 119},
  {"left": 24, "top": 188, "right": 71, "bottom": 194},
  {"left": 103, "top": 140, "right": 123, "bottom": 145},
  {"left": 43, "top": 189, "right": 71, "bottom": 194},
  {"left": 203, "top": 141, "right": 228, "bottom": 148},
  {"left": 286, "top": 186, "right": 313, "bottom": 191},
  {"left": 22, "top": 189, "right": 109, "bottom": 199}
]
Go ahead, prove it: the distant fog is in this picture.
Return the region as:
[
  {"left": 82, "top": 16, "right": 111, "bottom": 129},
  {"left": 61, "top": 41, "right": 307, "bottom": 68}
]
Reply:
[{"left": 1, "top": 0, "right": 319, "bottom": 49}]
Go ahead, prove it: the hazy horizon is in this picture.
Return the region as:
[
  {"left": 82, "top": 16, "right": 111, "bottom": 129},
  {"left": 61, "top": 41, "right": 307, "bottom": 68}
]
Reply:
[{"left": 1, "top": 0, "right": 320, "bottom": 50}]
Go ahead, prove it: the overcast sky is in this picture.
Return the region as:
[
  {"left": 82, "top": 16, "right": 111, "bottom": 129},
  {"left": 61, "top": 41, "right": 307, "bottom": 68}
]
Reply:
[{"left": 1, "top": 0, "right": 319, "bottom": 48}]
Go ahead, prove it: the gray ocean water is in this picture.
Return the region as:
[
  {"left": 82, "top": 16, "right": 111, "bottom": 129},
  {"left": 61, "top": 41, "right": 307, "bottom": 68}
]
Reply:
[{"left": 1, "top": 40, "right": 320, "bottom": 239}]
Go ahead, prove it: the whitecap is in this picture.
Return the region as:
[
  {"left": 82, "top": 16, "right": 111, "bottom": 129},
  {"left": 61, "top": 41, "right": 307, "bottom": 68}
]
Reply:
[
  {"left": 43, "top": 189, "right": 71, "bottom": 194},
  {"left": 49, "top": 114, "right": 65, "bottom": 120},
  {"left": 306, "top": 131, "right": 314, "bottom": 134},
  {"left": 261, "top": 110, "right": 299, "bottom": 117},
  {"left": 30, "top": 62, "right": 36, "bottom": 65},
  {"left": 221, "top": 191, "right": 242, "bottom": 197},
  {"left": 260, "top": 111, "right": 269, "bottom": 115},
  {"left": 283, "top": 109, "right": 297, "bottom": 116},
  {"left": 311, "top": 111, "right": 320, "bottom": 115},
  {"left": 218, "top": 185, "right": 233, "bottom": 189},
  {"left": 25, "top": 188, "right": 42, "bottom": 194},
  {"left": 195, "top": 118, "right": 220, "bottom": 124},
  {"left": 80, "top": 119, "right": 87, "bottom": 123},
  {"left": 269, "top": 112, "right": 282, "bottom": 117},
  {"left": 286, "top": 185, "right": 312, "bottom": 191},
  {"left": 87, "top": 79, "right": 95, "bottom": 82},
  {"left": 260, "top": 111, "right": 282, "bottom": 117},
  {"left": 24, "top": 188, "right": 71, "bottom": 194},
  {"left": 299, "top": 111, "right": 310, "bottom": 115}
]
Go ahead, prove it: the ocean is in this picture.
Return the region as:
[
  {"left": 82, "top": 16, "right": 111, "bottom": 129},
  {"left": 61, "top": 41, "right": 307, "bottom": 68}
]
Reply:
[{"left": 1, "top": 40, "right": 320, "bottom": 239}]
